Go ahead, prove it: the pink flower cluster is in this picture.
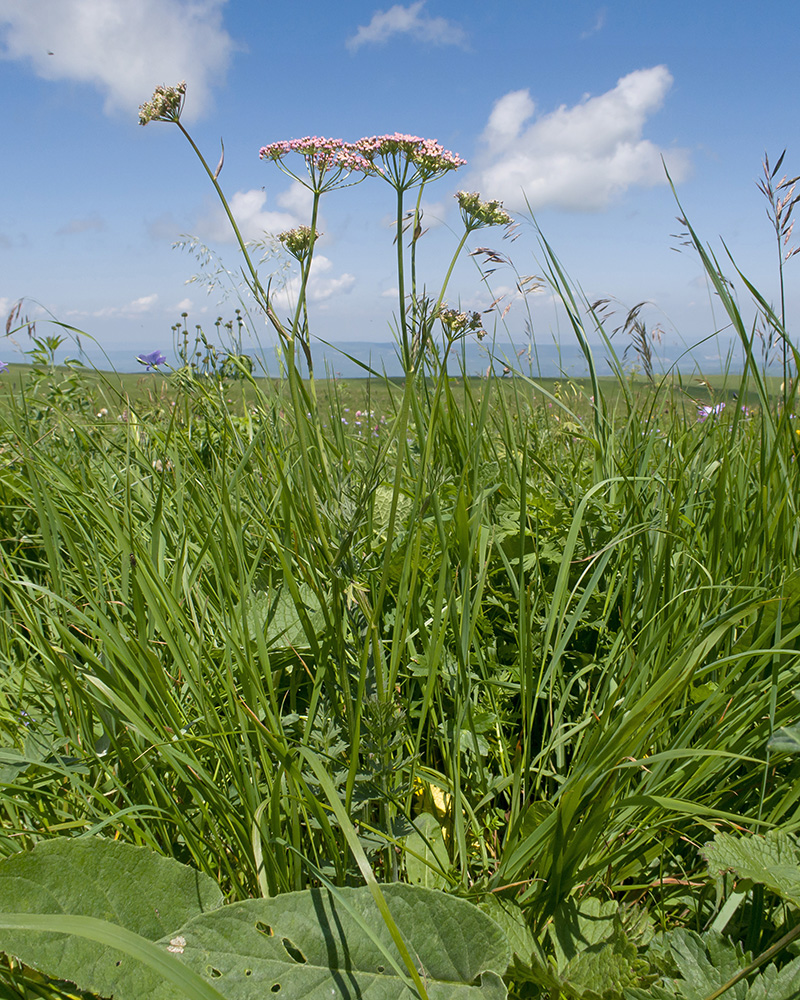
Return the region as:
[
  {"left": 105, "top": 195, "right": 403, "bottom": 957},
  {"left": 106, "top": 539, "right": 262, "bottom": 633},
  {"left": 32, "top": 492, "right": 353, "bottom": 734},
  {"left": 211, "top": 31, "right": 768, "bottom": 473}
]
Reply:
[
  {"left": 259, "top": 132, "right": 466, "bottom": 190},
  {"left": 355, "top": 133, "right": 466, "bottom": 174},
  {"left": 259, "top": 136, "right": 372, "bottom": 175}
]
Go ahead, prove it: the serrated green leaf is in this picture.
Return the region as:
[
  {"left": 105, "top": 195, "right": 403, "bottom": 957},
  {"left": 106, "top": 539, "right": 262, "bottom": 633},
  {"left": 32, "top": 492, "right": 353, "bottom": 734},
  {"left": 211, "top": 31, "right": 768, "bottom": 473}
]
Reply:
[
  {"left": 628, "top": 929, "right": 800, "bottom": 1000},
  {"left": 542, "top": 899, "right": 651, "bottom": 999},
  {"left": 702, "top": 831, "right": 800, "bottom": 908},
  {"left": 741, "top": 955, "right": 800, "bottom": 999},
  {"left": 666, "top": 929, "right": 748, "bottom": 1000}
]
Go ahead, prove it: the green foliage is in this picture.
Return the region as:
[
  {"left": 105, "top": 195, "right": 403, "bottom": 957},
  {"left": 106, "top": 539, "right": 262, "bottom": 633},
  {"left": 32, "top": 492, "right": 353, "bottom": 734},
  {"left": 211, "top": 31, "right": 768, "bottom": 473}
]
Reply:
[
  {"left": 0, "top": 837, "right": 509, "bottom": 1000},
  {"left": 627, "top": 928, "right": 800, "bottom": 1000},
  {"left": 3, "top": 137, "right": 800, "bottom": 999},
  {"left": 703, "top": 830, "right": 800, "bottom": 907}
]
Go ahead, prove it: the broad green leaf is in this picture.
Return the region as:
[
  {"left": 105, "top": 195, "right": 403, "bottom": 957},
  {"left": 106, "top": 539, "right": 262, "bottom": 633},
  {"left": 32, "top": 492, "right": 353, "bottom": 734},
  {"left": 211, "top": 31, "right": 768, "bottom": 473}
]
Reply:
[
  {"left": 405, "top": 811, "right": 449, "bottom": 888},
  {"left": 246, "top": 585, "right": 324, "bottom": 647},
  {"left": 0, "top": 837, "right": 223, "bottom": 999},
  {"left": 0, "top": 913, "right": 227, "bottom": 1000},
  {"left": 161, "top": 884, "right": 510, "bottom": 1000},
  {"left": 0, "top": 837, "right": 510, "bottom": 1000},
  {"left": 702, "top": 831, "right": 800, "bottom": 907},
  {"left": 373, "top": 485, "right": 413, "bottom": 535}
]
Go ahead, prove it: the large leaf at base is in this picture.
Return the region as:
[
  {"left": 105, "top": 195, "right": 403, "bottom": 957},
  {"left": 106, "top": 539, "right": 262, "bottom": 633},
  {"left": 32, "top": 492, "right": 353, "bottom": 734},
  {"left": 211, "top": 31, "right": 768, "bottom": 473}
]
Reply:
[
  {"left": 0, "top": 837, "right": 510, "bottom": 1000},
  {"left": 161, "top": 884, "right": 509, "bottom": 1000},
  {"left": 0, "top": 837, "right": 224, "bottom": 999}
]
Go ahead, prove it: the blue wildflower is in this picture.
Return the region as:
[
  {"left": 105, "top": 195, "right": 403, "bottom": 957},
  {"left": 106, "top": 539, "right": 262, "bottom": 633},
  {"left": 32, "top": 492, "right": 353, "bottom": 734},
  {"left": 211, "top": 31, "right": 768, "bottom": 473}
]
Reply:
[{"left": 136, "top": 350, "right": 167, "bottom": 371}]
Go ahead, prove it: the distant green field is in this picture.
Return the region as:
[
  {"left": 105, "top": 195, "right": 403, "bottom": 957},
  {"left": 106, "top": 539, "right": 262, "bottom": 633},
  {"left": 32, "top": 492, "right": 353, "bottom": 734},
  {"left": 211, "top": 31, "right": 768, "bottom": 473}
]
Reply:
[{"left": 0, "top": 361, "right": 782, "bottom": 418}]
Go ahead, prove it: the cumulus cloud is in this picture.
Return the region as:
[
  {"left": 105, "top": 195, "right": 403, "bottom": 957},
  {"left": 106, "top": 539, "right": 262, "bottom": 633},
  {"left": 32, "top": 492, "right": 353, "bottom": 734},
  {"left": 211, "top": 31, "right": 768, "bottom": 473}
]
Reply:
[
  {"left": 0, "top": 0, "right": 235, "bottom": 119},
  {"left": 347, "top": 1, "right": 467, "bottom": 52},
  {"left": 196, "top": 188, "right": 300, "bottom": 244},
  {"left": 272, "top": 255, "right": 355, "bottom": 310},
  {"left": 276, "top": 181, "right": 314, "bottom": 218},
  {"left": 472, "top": 66, "right": 690, "bottom": 213}
]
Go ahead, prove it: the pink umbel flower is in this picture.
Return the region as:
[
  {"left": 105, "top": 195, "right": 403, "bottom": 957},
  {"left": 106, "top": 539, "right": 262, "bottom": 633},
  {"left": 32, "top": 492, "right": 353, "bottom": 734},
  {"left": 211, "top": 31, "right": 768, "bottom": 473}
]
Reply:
[
  {"left": 355, "top": 133, "right": 465, "bottom": 189},
  {"left": 259, "top": 136, "right": 372, "bottom": 192}
]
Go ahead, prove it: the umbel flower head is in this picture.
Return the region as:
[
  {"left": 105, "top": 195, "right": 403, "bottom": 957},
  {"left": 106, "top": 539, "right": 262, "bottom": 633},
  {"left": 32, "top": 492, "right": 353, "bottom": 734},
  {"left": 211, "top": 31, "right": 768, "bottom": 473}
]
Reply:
[
  {"left": 277, "top": 225, "right": 319, "bottom": 261},
  {"left": 139, "top": 82, "right": 186, "bottom": 125},
  {"left": 355, "top": 133, "right": 465, "bottom": 189},
  {"left": 259, "top": 136, "right": 372, "bottom": 192},
  {"left": 456, "top": 191, "right": 512, "bottom": 230},
  {"left": 438, "top": 305, "right": 486, "bottom": 340}
]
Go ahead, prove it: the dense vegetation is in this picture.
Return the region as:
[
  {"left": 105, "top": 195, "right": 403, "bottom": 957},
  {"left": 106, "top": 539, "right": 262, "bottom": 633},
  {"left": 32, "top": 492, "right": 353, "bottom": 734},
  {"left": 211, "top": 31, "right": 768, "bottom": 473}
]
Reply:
[
  {"left": 2, "top": 302, "right": 800, "bottom": 998},
  {"left": 3, "top": 85, "right": 800, "bottom": 999}
]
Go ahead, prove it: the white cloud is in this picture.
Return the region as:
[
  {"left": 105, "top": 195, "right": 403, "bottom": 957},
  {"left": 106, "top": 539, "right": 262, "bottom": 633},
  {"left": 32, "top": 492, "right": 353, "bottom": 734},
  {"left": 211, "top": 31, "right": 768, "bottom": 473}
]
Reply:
[
  {"left": 276, "top": 182, "right": 314, "bottom": 219},
  {"left": 347, "top": 1, "right": 467, "bottom": 52},
  {"left": 196, "top": 188, "right": 300, "bottom": 244},
  {"left": 70, "top": 293, "right": 159, "bottom": 319},
  {"left": 0, "top": 0, "right": 235, "bottom": 119},
  {"left": 472, "top": 66, "right": 691, "bottom": 213},
  {"left": 272, "top": 255, "right": 355, "bottom": 310},
  {"left": 127, "top": 294, "right": 158, "bottom": 314}
]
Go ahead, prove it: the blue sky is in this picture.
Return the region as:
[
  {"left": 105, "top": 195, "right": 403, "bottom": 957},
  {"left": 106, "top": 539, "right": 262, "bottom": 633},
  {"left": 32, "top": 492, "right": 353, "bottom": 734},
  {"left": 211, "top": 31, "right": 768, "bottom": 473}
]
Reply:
[{"left": 1, "top": 0, "right": 798, "bottom": 373}]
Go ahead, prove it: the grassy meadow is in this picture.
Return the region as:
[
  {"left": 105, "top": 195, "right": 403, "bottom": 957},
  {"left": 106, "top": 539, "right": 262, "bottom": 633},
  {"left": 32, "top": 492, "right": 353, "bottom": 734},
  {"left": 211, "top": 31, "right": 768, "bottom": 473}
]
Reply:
[
  {"left": 2, "top": 326, "right": 800, "bottom": 998},
  {"left": 3, "top": 97, "right": 800, "bottom": 999}
]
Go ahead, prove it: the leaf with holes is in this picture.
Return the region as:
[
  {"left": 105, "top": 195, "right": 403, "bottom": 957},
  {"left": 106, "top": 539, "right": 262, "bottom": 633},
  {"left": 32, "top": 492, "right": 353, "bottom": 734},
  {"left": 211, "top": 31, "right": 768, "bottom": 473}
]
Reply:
[
  {"left": 0, "top": 836, "right": 510, "bottom": 1000},
  {"left": 166, "top": 884, "right": 510, "bottom": 999}
]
